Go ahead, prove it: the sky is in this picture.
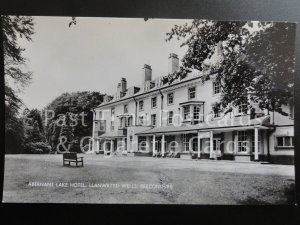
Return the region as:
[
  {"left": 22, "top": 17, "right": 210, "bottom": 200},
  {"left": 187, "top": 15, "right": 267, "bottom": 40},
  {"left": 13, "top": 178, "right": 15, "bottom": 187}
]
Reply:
[{"left": 15, "top": 16, "right": 192, "bottom": 109}]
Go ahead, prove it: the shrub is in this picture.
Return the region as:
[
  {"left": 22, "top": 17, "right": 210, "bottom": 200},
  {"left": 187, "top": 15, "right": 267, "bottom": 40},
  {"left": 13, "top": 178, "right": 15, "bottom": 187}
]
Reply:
[{"left": 24, "top": 142, "right": 51, "bottom": 154}]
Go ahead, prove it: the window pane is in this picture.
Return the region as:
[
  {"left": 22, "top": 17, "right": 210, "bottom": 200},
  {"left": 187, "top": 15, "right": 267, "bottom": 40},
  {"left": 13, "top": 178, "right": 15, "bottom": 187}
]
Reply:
[
  {"left": 168, "top": 93, "right": 174, "bottom": 104},
  {"left": 189, "top": 87, "right": 196, "bottom": 99},
  {"left": 284, "top": 137, "right": 291, "bottom": 146},
  {"left": 277, "top": 137, "right": 284, "bottom": 146}
]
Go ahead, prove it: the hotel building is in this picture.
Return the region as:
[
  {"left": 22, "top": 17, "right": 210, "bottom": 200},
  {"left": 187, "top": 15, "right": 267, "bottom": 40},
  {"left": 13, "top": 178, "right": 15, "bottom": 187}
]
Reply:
[{"left": 91, "top": 52, "right": 294, "bottom": 164}]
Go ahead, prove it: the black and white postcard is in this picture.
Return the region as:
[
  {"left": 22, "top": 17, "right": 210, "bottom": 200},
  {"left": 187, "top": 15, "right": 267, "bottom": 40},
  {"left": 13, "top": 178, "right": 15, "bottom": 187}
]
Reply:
[{"left": 2, "top": 16, "right": 296, "bottom": 204}]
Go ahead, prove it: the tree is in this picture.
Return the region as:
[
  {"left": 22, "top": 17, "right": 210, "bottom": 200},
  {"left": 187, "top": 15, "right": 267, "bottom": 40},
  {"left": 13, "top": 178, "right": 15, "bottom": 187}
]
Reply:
[
  {"left": 44, "top": 91, "right": 104, "bottom": 153},
  {"left": 22, "top": 108, "right": 50, "bottom": 154},
  {"left": 3, "top": 15, "right": 34, "bottom": 153},
  {"left": 59, "top": 113, "right": 75, "bottom": 152},
  {"left": 165, "top": 20, "right": 296, "bottom": 115}
]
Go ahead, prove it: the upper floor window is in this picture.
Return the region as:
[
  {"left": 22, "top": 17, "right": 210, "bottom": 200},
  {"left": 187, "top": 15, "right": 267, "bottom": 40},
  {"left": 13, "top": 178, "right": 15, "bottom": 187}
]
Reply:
[
  {"left": 167, "top": 93, "right": 174, "bottom": 105},
  {"left": 110, "top": 121, "right": 114, "bottom": 131},
  {"left": 139, "top": 100, "right": 144, "bottom": 111},
  {"left": 126, "top": 117, "right": 133, "bottom": 127},
  {"left": 98, "top": 111, "right": 103, "bottom": 120},
  {"left": 124, "top": 104, "right": 128, "bottom": 114},
  {"left": 151, "top": 114, "right": 156, "bottom": 126},
  {"left": 213, "top": 105, "right": 221, "bottom": 118},
  {"left": 168, "top": 111, "right": 173, "bottom": 125},
  {"left": 188, "top": 87, "right": 196, "bottom": 100},
  {"left": 213, "top": 81, "right": 221, "bottom": 95},
  {"left": 111, "top": 108, "right": 115, "bottom": 117},
  {"left": 238, "top": 104, "right": 248, "bottom": 114},
  {"left": 151, "top": 97, "right": 157, "bottom": 108},
  {"left": 183, "top": 106, "right": 191, "bottom": 120},
  {"left": 139, "top": 115, "right": 145, "bottom": 125},
  {"left": 276, "top": 136, "right": 294, "bottom": 148},
  {"left": 289, "top": 101, "right": 294, "bottom": 120},
  {"left": 95, "top": 120, "right": 106, "bottom": 132},
  {"left": 193, "top": 106, "right": 200, "bottom": 120}
]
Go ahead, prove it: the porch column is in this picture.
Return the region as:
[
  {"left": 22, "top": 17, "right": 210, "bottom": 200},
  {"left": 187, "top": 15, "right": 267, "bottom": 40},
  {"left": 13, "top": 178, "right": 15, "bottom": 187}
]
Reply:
[
  {"left": 92, "top": 119, "right": 96, "bottom": 151},
  {"left": 110, "top": 140, "right": 113, "bottom": 154},
  {"left": 197, "top": 131, "right": 201, "bottom": 159},
  {"left": 123, "top": 137, "right": 126, "bottom": 151},
  {"left": 96, "top": 139, "right": 99, "bottom": 152},
  {"left": 254, "top": 127, "right": 259, "bottom": 161},
  {"left": 89, "top": 139, "right": 91, "bottom": 151},
  {"left": 161, "top": 134, "right": 165, "bottom": 157},
  {"left": 152, "top": 135, "right": 156, "bottom": 156},
  {"left": 209, "top": 131, "right": 214, "bottom": 159}
]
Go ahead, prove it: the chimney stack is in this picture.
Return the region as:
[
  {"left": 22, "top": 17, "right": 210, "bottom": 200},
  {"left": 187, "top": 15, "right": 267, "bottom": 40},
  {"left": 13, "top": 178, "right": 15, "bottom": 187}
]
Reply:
[
  {"left": 168, "top": 53, "right": 179, "bottom": 74},
  {"left": 120, "top": 77, "right": 127, "bottom": 92},
  {"left": 142, "top": 64, "right": 152, "bottom": 82},
  {"left": 117, "top": 78, "right": 127, "bottom": 92}
]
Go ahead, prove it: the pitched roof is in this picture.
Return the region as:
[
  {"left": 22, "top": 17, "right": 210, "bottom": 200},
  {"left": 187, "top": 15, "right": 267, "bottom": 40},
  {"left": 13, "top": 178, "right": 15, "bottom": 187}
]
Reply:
[
  {"left": 94, "top": 71, "right": 206, "bottom": 109},
  {"left": 136, "top": 115, "right": 271, "bottom": 135},
  {"left": 97, "top": 132, "right": 126, "bottom": 139}
]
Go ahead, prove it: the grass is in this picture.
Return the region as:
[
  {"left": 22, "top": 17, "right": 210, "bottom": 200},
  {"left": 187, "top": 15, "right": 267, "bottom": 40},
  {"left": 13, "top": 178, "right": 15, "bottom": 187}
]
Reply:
[{"left": 2, "top": 154, "right": 295, "bottom": 204}]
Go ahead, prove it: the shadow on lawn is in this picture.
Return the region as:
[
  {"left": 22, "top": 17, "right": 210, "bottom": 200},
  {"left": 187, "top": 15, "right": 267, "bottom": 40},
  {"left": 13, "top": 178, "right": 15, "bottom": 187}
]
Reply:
[{"left": 238, "top": 183, "right": 295, "bottom": 205}]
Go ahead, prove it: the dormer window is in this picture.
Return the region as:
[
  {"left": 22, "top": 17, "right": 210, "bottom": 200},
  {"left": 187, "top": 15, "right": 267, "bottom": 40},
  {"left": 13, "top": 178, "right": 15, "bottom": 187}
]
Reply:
[
  {"left": 238, "top": 104, "right": 248, "bottom": 115},
  {"left": 188, "top": 87, "right": 196, "bottom": 100}
]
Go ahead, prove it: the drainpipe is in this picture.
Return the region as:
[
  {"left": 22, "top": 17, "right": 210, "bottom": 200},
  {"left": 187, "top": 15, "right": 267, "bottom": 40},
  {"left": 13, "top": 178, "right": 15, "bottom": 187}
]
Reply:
[
  {"left": 267, "top": 125, "right": 276, "bottom": 163},
  {"left": 91, "top": 108, "right": 97, "bottom": 152},
  {"left": 133, "top": 97, "right": 138, "bottom": 126},
  {"left": 158, "top": 89, "right": 164, "bottom": 127}
]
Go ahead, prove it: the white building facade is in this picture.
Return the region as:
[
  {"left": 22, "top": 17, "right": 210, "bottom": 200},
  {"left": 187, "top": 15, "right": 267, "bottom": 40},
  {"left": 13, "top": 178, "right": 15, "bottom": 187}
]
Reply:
[{"left": 91, "top": 53, "right": 294, "bottom": 164}]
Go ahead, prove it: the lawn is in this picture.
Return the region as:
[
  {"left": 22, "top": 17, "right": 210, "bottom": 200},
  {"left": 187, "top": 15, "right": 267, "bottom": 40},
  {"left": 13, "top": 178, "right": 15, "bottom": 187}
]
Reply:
[{"left": 2, "top": 154, "right": 295, "bottom": 204}]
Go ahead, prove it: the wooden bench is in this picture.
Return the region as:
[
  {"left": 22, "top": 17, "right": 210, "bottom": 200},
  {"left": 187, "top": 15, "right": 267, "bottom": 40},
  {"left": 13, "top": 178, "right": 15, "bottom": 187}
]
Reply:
[{"left": 63, "top": 152, "right": 83, "bottom": 167}]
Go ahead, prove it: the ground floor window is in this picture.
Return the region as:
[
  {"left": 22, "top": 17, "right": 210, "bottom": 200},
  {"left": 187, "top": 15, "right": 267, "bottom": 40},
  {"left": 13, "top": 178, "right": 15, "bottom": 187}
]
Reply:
[
  {"left": 124, "top": 138, "right": 127, "bottom": 150},
  {"left": 182, "top": 134, "right": 189, "bottom": 152},
  {"left": 250, "top": 130, "right": 261, "bottom": 153},
  {"left": 138, "top": 136, "right": 147, "bottom": 151},
  {"left": 276, "top": 136, "right": 294, "bottom": 147},
  {"left": 207, "top": 138, "right": 221, "bottom": 152},
  {"left": 165, "top": 135, "right": 176, "bottom": 151},
  {"left": 118, "top": 138, "right": 127, "bottom": 150},
  {"left": 98, "top": 140, "right": 103, "bottom": 151},
  {"left": 236, "top": 130, "right": 261, "bottom": 154},
  {"left": 237, "top": 131, "right": 249, "bottom": 153},
  {"left": 181, "top": 133, "right": 197, "bottom": 152},
  {"left": 155, "top": 136, "right": 161, "bottom": 152}
]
